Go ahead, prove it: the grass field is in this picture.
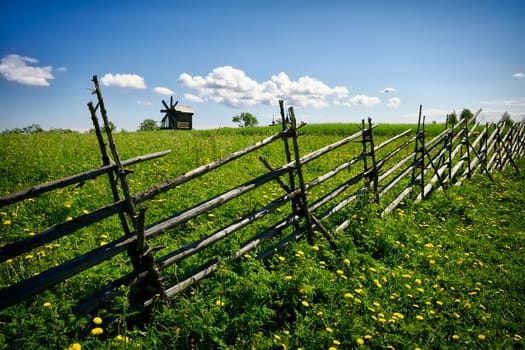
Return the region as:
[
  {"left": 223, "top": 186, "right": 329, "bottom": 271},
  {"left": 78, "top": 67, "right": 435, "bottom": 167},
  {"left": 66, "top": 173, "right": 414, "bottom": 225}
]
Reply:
[{"left": 0, "top": 124, "right": 523, "bottom": 349}]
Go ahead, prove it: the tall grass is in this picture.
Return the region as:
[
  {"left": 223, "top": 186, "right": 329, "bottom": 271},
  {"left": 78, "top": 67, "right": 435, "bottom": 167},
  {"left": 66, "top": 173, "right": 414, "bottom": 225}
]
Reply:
[{"left": 0, "top": 126, "right": 523, "bottom": 349}]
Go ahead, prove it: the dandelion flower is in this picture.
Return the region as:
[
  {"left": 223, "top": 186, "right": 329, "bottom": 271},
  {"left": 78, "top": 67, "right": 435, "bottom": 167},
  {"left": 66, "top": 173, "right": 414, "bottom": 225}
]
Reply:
[
  {"left": 336, "top": 269, "right": 344, "bottom": 275},
  {"left": 514, "top": 334, "right": 522, "bottom": 341},
  {"left": 328, "top": 347, "right": 337, "bottom": 350},
  {"left": 452, "top": 335, "right": 460, "bottom": 340},
  {"left": 93, "top": 317, "right": 102, "bottom": 325},
  {"left": 325, "top": 327, "right": 334, "bottom": 333},
  {"left": 416, "top": 315, "right": 424, "bottom": 321},
  {"left": 278, "top": 256, "right": 286, "bottom": 262},
  {"left": 43, "top": 302, "right": 52, "bottom": 307},
  {"left": 333, "top": 340, "right": 341, "bottom": 345},
  {"left": 357, "top": 338, "right": 364, "bottom": 345},
  {"left": 312, "top": 245, "right": 319, "bottom": 251},
  {"left": 66, "top": 216, "right": 73, "bottom": 222},
  {"left": 285, "top": 275, "right": 293, "bottom": 281},
  {"left": 91, "top": 327, "right": 103, "bottom": 336},
  {"left": 68, "top": 343, "right": 82, "bottom": 350},
  {"left": 115, "top": 335, "right": 130, "bottom": 343},
  {"left": 344, "top": 258, "right": 350, "bottom": 265},
  {"left": 478, "top": 334, "right": 486, "bottom": 340},
  {"left": 3, "top": 220, "right": 11, "bottom": 225},
  {"left": 6, "top": 259, "right": 13, "bottom": 264},
  {"left": 215, "top": 299, "right": 225, "bottom": 307},
  {"left": 25, "top": 254, "right": 34, "bottom": 260},
  {"left": 301, "top": 300, "right": 309, "bottom": 307}
]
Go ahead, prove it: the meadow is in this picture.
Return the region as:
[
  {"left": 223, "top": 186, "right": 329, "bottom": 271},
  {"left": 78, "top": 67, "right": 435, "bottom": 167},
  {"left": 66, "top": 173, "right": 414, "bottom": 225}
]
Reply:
[{"left": 0, "top": 124, "right": 523, "bottom": 349}]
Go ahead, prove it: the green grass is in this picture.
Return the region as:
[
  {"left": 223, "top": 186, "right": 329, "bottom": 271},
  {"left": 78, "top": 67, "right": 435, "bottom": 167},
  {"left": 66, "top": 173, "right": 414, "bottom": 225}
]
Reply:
[{"left": 0, "top": 126, "right": 523, "bottom": 349}]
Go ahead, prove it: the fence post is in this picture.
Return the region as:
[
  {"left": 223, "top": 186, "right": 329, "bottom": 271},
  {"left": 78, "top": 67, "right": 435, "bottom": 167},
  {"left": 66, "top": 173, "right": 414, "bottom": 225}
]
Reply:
[
  {"left": 279, "top": 100, "right": 301, "bottom": 234},
  {"left": 90, "top": 76, "right": 167, "bottom": 304},
  {"left": 288, "top": 107, "right": 315, "bottom": 245},
  {"left": 366, "top": 118, "right": 379, "bottom": 203},
  {"left": 463, "top": 117, "right": 472, "bottom": 178}
]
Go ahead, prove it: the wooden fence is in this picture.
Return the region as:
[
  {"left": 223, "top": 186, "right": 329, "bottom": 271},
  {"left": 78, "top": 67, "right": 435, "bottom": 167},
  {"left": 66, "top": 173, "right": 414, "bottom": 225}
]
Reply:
[{"left": 1, "top": 76, "right": 524, "bottom": 319}]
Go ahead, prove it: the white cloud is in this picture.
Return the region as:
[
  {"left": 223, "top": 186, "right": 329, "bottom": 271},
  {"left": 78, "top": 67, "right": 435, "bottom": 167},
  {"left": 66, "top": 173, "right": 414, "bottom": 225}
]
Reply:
[
  {"left": 349, "top": 94, "right": 381, "bottom": 107},
  {"left": 137, "top": 100, "right": 152, "bottom": 106},
  {"left": 101, "top": 73, "right": 146, "bottom": 89},
  {"left": 0, "top": 54, "right": 54, "bottom": 86},
  {"left": 380, "top": 87, "right": 396, "bottom": 93},
  {"left": 178, "top": 66, "right": 349, "bottom": 109},
  {"left": 184, "top": 93, "right": 204, "bottom": 103},
  {"left": 153, "top": 86, "right": 174, "bottom": 95},
  {"left": 57, "top": 67, "right": 67, "bottom": 73},
  {"left": 480, "top": 98, "right": 525, "bottom": 107},
  {"left": 387, "top": 97, "right": 401, "bottom": 108},
  {"left": 512, "top": 72, "right": 524, "bottom": 79}
]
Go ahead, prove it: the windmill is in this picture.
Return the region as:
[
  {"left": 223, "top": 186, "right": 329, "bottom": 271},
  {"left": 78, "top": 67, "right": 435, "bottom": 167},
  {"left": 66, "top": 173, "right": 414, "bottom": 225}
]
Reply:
[{"left": 160, "top": 96, "right": 194, "bottom": 130}]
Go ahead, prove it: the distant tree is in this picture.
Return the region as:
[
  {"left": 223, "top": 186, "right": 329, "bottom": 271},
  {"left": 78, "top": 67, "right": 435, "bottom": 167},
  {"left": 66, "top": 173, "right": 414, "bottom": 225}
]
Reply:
[
  {"left": 232, "top": 112, "right": 259, "bottom": 127},
  {"left": 108, "top": 121, "right": 117, "bottom": 132},
  {"left": 446, "top": 111, "right": 458, "bottom": 125},
  {"left": 500, "top": 111, "right": 513, "bottom": 126},
  {"left": 460, "top": 108, "right": 474, "bottom": 121},
  {"left": 139, "top": 119, "right": 159, "bottom": 131}
]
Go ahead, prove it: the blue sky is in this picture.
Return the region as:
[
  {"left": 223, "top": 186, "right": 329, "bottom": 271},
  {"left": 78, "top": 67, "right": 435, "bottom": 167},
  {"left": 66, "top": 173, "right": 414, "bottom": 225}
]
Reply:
[{"left": 1, "top": 0, "right": 524, "bottom": 131}]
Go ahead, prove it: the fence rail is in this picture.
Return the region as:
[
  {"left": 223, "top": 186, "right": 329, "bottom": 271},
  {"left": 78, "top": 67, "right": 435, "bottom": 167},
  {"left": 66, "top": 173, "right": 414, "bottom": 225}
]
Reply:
[{"left": 1, "top": 75, "right": 523, "bottom": 317}]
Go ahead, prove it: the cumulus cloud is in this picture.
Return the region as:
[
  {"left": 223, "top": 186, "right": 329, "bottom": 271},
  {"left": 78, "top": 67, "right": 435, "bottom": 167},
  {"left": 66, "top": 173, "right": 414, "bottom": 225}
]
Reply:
[
  {"left": 0, "top": 54, "right": 54, "bottom": 86},
  {"left": 101, "top": 73, "right": 146, "bottom": 89},
  {"left": 387, "top": 97, "right": 401, "bottom": 108},
  {"left": 178, "top": 66, "right": 349, "bottom": 109},
  {"left": 380, "top": 87, "right": 396, "bottom": 93},
  {"left": 153, "top": 86, "right": 174, "bottom": 95},
  {"left": 349, "top": 94, "right": 381, "bottom": 107},
  {"left": 184, "top": 93, "right": 204, "bottom": 103},
  {"left": 512, "top": 72, "right": 524, "bottom": 79}
]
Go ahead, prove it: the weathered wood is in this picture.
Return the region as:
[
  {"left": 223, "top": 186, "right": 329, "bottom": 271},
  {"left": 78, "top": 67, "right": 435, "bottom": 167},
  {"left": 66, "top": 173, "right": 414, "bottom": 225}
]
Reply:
[
  {"left": 0, "top": 150, "right": 171, "bottom": 208},
  {"left": 0, "top": 201, "right": 125, "bottom": 262}
]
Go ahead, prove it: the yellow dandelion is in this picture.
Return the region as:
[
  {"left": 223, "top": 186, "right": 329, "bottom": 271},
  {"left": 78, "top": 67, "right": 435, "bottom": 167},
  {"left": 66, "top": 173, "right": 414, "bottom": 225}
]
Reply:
[
  {"left": 82, "top": 209, "right": 89, "bottom": 214},
  {"left": 93, "top": 317, "right": 102, "bottom": 325},
  {"left": 312, "top": 245, "right": 319, "bottom": 251},
  {"left": 344, "top": 258, "right": 350, "bottom": 265},
  {"left": 278, "top": 256, "right": 286, "bottom": 261},
  {"left": 43, "top": 302, "right": 52, "bottom": 307},
  {"left": 215, "top": 299, "right": 225, "bottom": 307},
  {"left": 416, "top": 315, "right": 424, "bottom": 321},
  {"left": 3, "top": 219, "right": 11, "bottom": 225},
  {"left": 336, "top": 269, "right": 344, "bottom": 275},
  {"left": 357, "top": 338, "right": 365, "bottom": 345},
  {"left": 333, "top": 340, "right": 341, "bottom": 345},
  {"left": 424, "top": 242, "right": 434, "bottom": 248},
  {"left": 328, "top": 347, "right": 337, "bottom": 350},
  {"left": 301, "top": 300, "right": 309, "bottom": 307},
  {"left": 514, "top": 334, "right": 522, "bottom": 341},
  {"left": 68, "top": 343, "right": 82, "bottom": 350},
  {"left": 285, "top": 275, "right": 293, "bottom": 281},
  {"left": 325, "top": 327, "right": 333, "bottom": 333},
  {"left": 274, "top": 334, "right": 281, "bottom": 340},
  {"left": 100, "top": 241, "right": 108, "bottom": 246},
  {"left": 436, "top": 301, "right": 444, "bottom": 306},
  {"left": 6, "top": 258, "right": 13, "bottom": 264},
  {"left": 364, "top": 334, "right": 372, "bottom": 339},
  {"left": 91, "top": 327, "right": 103, "bottom": 335},
  {"left": 452, "top": 335, "right": 460, "bottom": 340},
  {"left": 65, "top": 216, "right": 73, "bottom": 222},
  {"left": 115, "top": 335, "right": 130, "bottom": 343},
  {"left": 25, "top": 255, "right": 34, "bottom": 260},
  {"left": 478, "top": 334, "right": 486, "bottom": 340},
  {"left": 415, "top": 278, "right": 422, "bottom": 285}
]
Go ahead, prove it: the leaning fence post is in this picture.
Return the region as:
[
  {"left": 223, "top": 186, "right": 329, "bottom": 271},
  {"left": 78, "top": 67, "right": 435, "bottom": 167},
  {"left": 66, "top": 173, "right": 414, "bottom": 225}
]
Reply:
[
  {"left": 91, "top": 75, "right": 167, "bottom": 305},
  {"left": 288, "top": 107, "right": 315, "bottom": 245},
  {"left": 279, "top": 100, "right": 301, "bottom": 234},
  {"left": 366, "top": 118, "right": 380, "bottom": 203}
]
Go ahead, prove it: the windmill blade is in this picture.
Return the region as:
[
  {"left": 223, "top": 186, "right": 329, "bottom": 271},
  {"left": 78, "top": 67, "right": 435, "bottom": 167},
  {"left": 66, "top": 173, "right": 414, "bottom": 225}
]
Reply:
[
  {"left": 162, "top": 99, "right": 170, "bottom": 110},
  {"left": 170, "top": 96, "right": 173, "bottom": 108}
]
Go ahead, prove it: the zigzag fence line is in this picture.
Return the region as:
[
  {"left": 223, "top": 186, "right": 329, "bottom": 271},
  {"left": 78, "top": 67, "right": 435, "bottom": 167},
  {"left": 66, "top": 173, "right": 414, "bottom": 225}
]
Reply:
[{"left": 0, "top": 75, "right": 523, "bottom": 321}]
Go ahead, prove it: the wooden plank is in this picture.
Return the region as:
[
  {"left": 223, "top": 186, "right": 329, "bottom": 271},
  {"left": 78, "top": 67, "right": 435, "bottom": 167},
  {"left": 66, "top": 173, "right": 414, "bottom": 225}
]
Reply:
[{"left": 0, "top": 150, "right": 170, "bottom": 208}]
